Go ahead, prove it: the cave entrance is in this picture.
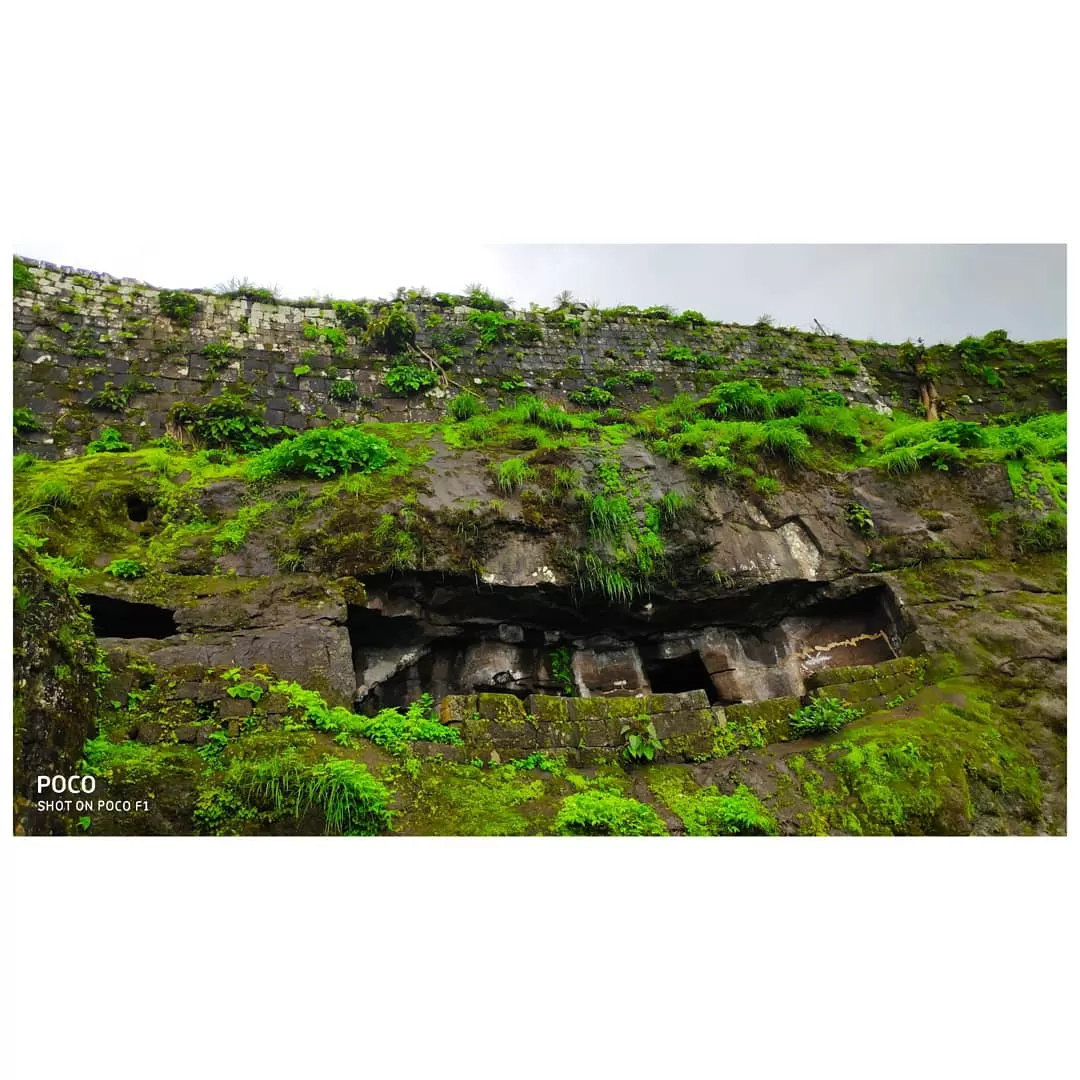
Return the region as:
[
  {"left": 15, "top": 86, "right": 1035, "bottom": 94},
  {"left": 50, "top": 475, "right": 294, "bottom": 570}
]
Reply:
[
  {"left": 84, "top": 594, "right": 177, "bottom": 639},
  {"left": 126, "top": 495, "right": 150, "bottom": 522},
  {"left": 641, "top": 649, "right": 720, "bottom": 704}
]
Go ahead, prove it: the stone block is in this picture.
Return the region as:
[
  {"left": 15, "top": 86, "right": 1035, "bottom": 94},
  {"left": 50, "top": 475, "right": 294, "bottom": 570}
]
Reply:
[
  {"left": 644, "top": 690, "right": 710, "bottom": 714},
  {"left": 652, "top": 707, "right": 714, "bottom": 741},
  {"left": 411, "top": 742, "right": 467, "bottom": 763},
  {"left": 261, "top": 692, "right": 290, "bottom": 715},
  {"left": 475, "top": 693, "right": 527, "bottom": 724},
  {"left": 572, "top": 645, "right": 648, "bottom": 695},
  {"left": 569, "top": 696, "right": 648, "bottom": 724},
  {"left": 525, "top": 695, "right": 571, "bottom": 724},
  {"left": 806, "top": 662, "right": 882, "bottom": 690},
  {"left": 537, "top": 720, "right": 582, "bottom": 749},
  {"left": 170, "top": 681, "right": 223, "bottom": 703},
  {"left": 174, "top": 724, "right": 198, "bottom": 744},
  {"left": 580, "top": 717, "right": 623, "bottom": 747},
  {"left": 217, "top": 696, "right": 253, "bottom": 718},
  {"left": 816, "top": 679, "right": 883, "bottom": 705},
  {"left": 725, "top": 696, "right": 800, "bottom": 743},
  {"left": 136, "top": 722, "right": 163, "bottom": 744}
]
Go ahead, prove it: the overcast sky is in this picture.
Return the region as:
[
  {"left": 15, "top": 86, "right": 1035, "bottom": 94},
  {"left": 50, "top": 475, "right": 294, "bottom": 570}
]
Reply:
[{"left": 12, "top": 241, "right": 1065, "bottom": 346}]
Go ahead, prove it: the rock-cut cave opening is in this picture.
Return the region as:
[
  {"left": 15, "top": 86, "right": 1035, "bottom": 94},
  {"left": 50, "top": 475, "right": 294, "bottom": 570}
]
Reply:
[
  {"left": 84, "top": 594, "right": 178, "bottom": 639},
  {"left": 639, "top": 649, "right": 722, "bottom": 704},
  {"left": 345, "top": 580, "right": 907, "bottom": 711}
]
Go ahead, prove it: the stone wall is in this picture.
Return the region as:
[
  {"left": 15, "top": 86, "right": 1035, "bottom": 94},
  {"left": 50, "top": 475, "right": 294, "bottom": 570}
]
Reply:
[
  {"left": 13, "top": 256, "right": 1065, "bottom": 459},
  {"left": 432, "top": 655, "right": 927, "bottom": 765}
]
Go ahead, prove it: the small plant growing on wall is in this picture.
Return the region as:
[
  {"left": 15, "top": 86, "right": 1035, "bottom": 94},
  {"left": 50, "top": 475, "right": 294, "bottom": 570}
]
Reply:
[
  {"left": 364, "top": 303, "right": 418, "bottom": 355},
  {"left": 384, "top": 362, "right": 437, "bottom": 396},
  {"left": 14, "top": 258, "right": 37, "bottom": 293},
  {"left": 845, "top": 502, "right": 876, "bottom": 537},
  {"left": 549, "top": 647, "right": 575, "bottom": 697},
  {"left": 620, "top": 717, "right": 663, "bottom": 763},
  {"left": 331, "top": 300, "right": 371, "bottom": 331},
  {"left": 13, "top": 407, "right": 39, "bottom": 437},
  {"left": 157, "top": 290, "right": 202, "bottom": 326},
  {"left": 329, "top": 379, "right": 359, "bottom": 403},
  {"left": 85, "top": 427, "right": 132, "bottom": 454}
]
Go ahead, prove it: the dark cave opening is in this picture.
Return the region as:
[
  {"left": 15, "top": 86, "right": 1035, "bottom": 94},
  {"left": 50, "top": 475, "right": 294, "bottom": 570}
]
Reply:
[
  {"left": 84, "top": 594, "right": 177, "bottom": 639},
  {"left": 347, "top": 605, "right": 422, "bottom": 647},
  {"left": 125, "top": 495, "right": 149, "bottom": 522},
  {"left": 640, "top": 649, "right": 721, "bottom": 704}
]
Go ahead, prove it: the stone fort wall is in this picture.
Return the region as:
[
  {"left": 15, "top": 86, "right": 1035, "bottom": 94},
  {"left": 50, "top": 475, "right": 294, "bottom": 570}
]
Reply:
[{"left": 12, "top": 256, "right": 1064, "bottom": 459}]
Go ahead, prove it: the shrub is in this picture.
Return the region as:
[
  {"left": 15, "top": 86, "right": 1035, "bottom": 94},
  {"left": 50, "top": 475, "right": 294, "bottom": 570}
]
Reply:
[
  {"left": 364, "top": 303, "right": 418, "bottom": 354},
  {"left": 384, "top": 362, "right": 437, "bottom": 396},
  {"left": 157, "top": 290, "right": 201, "bottom": 326},
  {"left": 86, "top": 427, "right": 132, "bottom": 454},
  {"left": 302, "top": 323, "right": 349, "bottom": 356},
  {"left": 217, "top": 278, "right": 279, "bottom": 304},
  {"left": 331, "top": 300, "right": 371, "bottom": 330},
  {"left": 202, "top": 340, "right": 241, "bottom": 363},
  {"left": 329, "top": 379, "right": 359, "bottom": 403},
  {"left": 247, "top": 427, "right": 392, "bottom": 481},
  {"left": 467, "top": 309, "right": 517, "bottom": 348},
  {"left": 169, "top": 395, "right": 279, "bottom": 453},
  {"left": 705, "top": 380, "right": 775, "bottom": 420},
  {"left": 464, "top": 284, "right": 508, "bottom": 312},
  {"left": 14, "top": 258, "right": 36, "bottom": 293},
  {"left": 106, "top": 559, "right": 146, "bottom": 580},
  {"left": 554, "top": 790, "right": 666, "bottom": 836},
  {"left": 569, "top": 385, "right": 614, "bottom": 408},
  {"left": 790, "top": 696, "right": 862, "bottom": 736},
  {"left": 672, "top": 309, "right": 709, "bottom": 327}
]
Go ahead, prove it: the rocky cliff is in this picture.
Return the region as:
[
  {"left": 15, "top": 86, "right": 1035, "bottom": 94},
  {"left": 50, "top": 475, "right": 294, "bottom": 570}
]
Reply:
[{"left": 11, "top": 256, "right": 1067, "bottom": 836}]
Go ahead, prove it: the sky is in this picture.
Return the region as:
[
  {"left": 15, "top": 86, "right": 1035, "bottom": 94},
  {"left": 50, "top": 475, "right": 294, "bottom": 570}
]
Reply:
[{"left": 11, "top": 241, "right": 1066, "bottom": 346}]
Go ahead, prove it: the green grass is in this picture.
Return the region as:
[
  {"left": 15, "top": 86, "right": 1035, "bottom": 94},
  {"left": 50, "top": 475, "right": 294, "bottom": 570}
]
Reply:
[{"left": 495, "top": 456, "right": 535, "bottom": 493}]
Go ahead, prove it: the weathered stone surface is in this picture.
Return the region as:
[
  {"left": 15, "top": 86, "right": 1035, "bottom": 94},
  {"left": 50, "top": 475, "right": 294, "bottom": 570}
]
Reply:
[{"left": 217, "top": 697, "right": 253, "bottom": 718}]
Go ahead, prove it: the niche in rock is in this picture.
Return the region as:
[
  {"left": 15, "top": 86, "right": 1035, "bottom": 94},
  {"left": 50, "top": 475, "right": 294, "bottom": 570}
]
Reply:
[
  {"left": 125, "top": 495, "right": 150, "bottom": 522},
  {"left": 84, "top": 594, "right": 178, "bottom": 639},
  {"left": 639, "top": 648, "right": 721, "bottom": 704}
]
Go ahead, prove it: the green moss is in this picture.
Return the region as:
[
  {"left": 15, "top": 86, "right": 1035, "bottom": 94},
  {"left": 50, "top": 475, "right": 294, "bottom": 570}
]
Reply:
[
  {"left": 647, "top": 767, "right": 779, "bottom": 835},
  {"left": 402, "top": 761, "right": 549, "bottom": 836},
  {"left": 784, "top": 677, "right": 1043, "bottom": 836}
]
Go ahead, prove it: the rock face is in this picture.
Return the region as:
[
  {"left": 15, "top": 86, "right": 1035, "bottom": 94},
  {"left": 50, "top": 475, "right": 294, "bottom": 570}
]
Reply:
[
  {"left": 58, "top": 445, "right": 996, "bottom": 717},
  {"left": 13, "top": 552, "right": 104, "bottom": 835}
]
